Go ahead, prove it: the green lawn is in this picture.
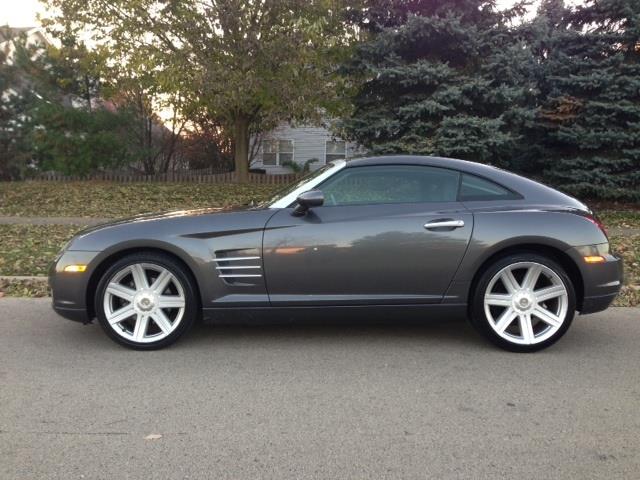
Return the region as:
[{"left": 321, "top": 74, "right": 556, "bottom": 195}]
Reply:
[
  {"left": 0, "top": 181, "right": 281, "bottom": 218},
  {"left": 0, "top": 277, "right": 49, "bottom": 297},
  {"left": 597, "top": 210, "right": 640, "bottom": 229},
  {"left": 610, "top": 235, "right": 640, "bottom": 307},
  {"left": 1, "top": 182, "right": 638, "bottom": 227},
  {"left": 0, "top": 224, "right": 84, "bottom": 276},
  {"left": 588, "top": 201, "right": 640, "bottom": 229}
]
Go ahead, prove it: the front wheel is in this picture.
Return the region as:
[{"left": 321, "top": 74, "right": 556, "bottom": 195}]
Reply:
[
  {"left": 470, "top": 253, "right": 576, "bottom": 352},
  {"left": 95, "top": 252, "right": 198, "bottom": 350}
]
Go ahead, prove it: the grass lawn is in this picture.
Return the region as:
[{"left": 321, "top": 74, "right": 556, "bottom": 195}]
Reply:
[
  {"left": 0, "top": 181, "right": 281, "bottom": 218},
  {"left": 588, "top": 201, "right": 640, "bottom": 229},
  {"left": 0, "top": 224, "right": 84, "bottom": 276},
  {"left": 597, "top": 210, "right": 640, "bottom": 229},
  {"left": 1, "top": 224, "right": 638, "bottom": 306},
  {"left": 0, "top": 277, "right": 49, "bottom": 297},
  {"left": 610, "top": 235, "right": 640, "bottom": 307},
  {"left": 1, "top": 182, "right": 638, "bottom": 227}
]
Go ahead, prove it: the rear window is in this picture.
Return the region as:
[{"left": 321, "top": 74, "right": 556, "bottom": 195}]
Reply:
[{"left": 459, "top": 174, "right": 520, "bottom": 201}]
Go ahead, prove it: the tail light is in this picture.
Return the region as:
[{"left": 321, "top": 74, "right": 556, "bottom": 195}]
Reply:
[{"left": 585, "top": 213, "right": 608, "bottom": 239}]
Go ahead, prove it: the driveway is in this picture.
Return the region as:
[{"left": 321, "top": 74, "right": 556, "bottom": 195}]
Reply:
[{"left": 0, "top": 298, "right": 638, "bottom": 479}]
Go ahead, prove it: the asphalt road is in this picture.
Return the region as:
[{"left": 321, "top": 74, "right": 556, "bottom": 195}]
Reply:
[{"left": 1, "top": 298, "right": 639, "bottom": 479}]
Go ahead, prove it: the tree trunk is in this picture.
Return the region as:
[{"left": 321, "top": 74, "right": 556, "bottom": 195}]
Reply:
[
  {"left": 233, "top": 115, "right": 250, "bottom": 182},
  {"left": 84, "top": 75, "right": 92, "bottom": 113}
]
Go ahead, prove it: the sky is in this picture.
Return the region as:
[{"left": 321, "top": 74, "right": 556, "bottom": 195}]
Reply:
[
  {"left": 1, "top": 0, "right": 554, "bottom": 28},
  {"left": 0, "top": 0, "right": 45, "bottom": 27}
]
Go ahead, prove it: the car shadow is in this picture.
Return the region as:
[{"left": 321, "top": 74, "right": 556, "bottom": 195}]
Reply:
[{"left": 175, "top": 312, "right": 488, "bottom": 351}]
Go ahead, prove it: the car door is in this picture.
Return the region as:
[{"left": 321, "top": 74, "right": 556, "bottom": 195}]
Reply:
[{"left": 262, "top": 165, "right": 473, "bottom": 306}]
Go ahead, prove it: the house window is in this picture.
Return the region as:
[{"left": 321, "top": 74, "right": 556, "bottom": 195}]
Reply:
[
  {"left": 326, "top": 140, "right": 346, "bottom": 163},
  {"left": 262, "top": 139, "right": 294, "bottom": 166}
]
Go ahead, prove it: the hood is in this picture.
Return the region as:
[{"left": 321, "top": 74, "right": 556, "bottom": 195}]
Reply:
[
  {"left": 67, "top": 204, "right": 276, "bottom": 252},
  {"left": 75, "top": 206, "right": 237, "bottom": 236}
]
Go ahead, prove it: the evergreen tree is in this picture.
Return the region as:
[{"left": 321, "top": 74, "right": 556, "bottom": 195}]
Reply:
[
  {"left": 10, "top": 38, "right": 141, "bottom": 176},
  {"left": 342, "top": 0, "right": 640, "bottom": 201},
  {"left": 534, "top": 0, "right": 640, "bottom": 201},
  {"left": 0, "top": 42, "right": 37, "bottom": 179},
  {"left": 0, "top": 49, "right": 18, "bottom": 179},
  {"left": 339, "top": 0, "right": 534, "bottom": 168},
  {"left": 30, "top": 102, "right": 135, "bottom": 175}
]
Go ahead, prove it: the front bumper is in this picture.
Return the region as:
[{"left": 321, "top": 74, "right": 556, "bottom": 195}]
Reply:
[
  {"left": 49, "top": 250, "right": 101, "bottom": 323},
  {"left": 52, "top": 303, "right": 90, "bottom": 323}
]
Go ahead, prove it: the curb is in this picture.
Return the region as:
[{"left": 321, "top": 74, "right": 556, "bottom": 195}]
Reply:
[{"left": 0, "top": 276, "right": 48, "bottom": 282}]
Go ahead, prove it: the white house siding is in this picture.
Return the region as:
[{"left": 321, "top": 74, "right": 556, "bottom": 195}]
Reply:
[
  {"left": 0, "top": 27, "right": 49, "bottom": 64},
  {"left": 251, "top": 123, "right": 363, "bottom": 174}
]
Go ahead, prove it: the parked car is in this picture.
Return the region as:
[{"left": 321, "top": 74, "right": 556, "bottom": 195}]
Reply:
[{"left": 49, "top": 156, "right": 622, "bottom": 351}]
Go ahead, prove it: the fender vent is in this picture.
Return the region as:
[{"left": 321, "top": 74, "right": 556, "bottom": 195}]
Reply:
[{"left": 214, "top": 250, "right": 262, "bottom": 286}]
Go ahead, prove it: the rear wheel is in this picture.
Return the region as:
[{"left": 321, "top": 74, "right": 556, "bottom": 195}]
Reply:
[
  {"left": 95, "top": 252, "right": 198, "bottom": 350},
  {"left": 470, "top": 253, "right": 576, "bottom": 352}
]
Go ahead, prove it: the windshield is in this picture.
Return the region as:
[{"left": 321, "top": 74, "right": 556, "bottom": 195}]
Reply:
[{"left": 259, "top": 163, "right": 336, "bottom": 208}]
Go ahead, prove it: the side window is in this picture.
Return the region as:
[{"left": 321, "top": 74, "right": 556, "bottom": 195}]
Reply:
[
  {"left": 319, "top": 166, "right": 460, "bottom": 206},
  {"left": 459, "top": 174, "right": 519, "bottom": 201}
]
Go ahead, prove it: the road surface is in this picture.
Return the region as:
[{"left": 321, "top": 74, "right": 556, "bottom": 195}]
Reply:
[{"left": 1, "top": 298, "right": 638, "bottom": 479}]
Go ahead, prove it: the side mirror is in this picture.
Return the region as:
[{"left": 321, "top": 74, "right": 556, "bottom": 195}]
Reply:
[{"left": 292, "top": 189, "right": 324, "bottom": 216}]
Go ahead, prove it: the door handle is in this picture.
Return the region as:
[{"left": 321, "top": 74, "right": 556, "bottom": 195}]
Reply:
[{"left": 424, "top": 219, "right": 465, "bottom": 230}]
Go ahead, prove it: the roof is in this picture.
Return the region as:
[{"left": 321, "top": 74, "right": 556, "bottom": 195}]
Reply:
[
  {"left": 0, "top": 27, "right": 49, "bottom": 62},
  {"left": 0, "top": 27, "right": 36, "bottom": 43},
  {"left": 346, "top": 155, "right": 504, "bottom": 176}
]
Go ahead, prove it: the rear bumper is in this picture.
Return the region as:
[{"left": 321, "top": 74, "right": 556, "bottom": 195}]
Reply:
[
  {"left": 580, "top": 292, "right": 619, "bottom": 315},
  {"left": 565, "top": 246, "right": 623, "bottom": 314}
]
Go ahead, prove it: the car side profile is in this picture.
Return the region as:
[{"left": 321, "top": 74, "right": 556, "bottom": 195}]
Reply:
[{"left": 49, "top": 156, "right": 623, "bottom": 352}]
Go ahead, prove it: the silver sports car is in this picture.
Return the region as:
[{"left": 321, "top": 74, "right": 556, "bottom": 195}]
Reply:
[{"left": 49, "top": 156, "right": 623, "bottom": 351}]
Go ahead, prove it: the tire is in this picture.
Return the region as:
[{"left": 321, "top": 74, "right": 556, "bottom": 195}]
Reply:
[
  {"left": 470, "top": 252, "right": 576, "bottom": 352},
  {"left": 95, "top": 252, "right": 198, "bottom": 350}
]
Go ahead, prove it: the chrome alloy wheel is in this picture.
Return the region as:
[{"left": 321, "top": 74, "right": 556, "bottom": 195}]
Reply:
[
  {"left": 483, "top": 262, "right": 569, "bottom": 345},
  {"left": 103, "top": 263, "right": 186, "bottom": 343}
]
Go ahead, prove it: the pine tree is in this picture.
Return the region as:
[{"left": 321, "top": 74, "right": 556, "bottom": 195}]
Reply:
[
  {"left": 533, "top": 0, "right": 640, "bottom": 201},
  {"left": 0, "top": 45, "right": 35, "bottom": 179},
  {"left": 342, "top": 0, "right": 640, "bottom": 201},
  {"left": 339, "top": 0, "right": 534, "bottom": 168},
  {"left": 5, "top": 37, "right": 141, "bottom": 176}
]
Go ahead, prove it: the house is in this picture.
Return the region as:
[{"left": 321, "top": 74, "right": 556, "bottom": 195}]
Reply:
[
  {"left": 0, "top": 27, "right": 49, "bottom": 64},
  {"left": 251, "top": 122, "right": 364, "bottom": 174}
]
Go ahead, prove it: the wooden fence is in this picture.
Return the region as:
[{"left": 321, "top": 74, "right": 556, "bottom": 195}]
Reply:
[{"left": 21, "top": 170, "right": 300, "bottom": 185}]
